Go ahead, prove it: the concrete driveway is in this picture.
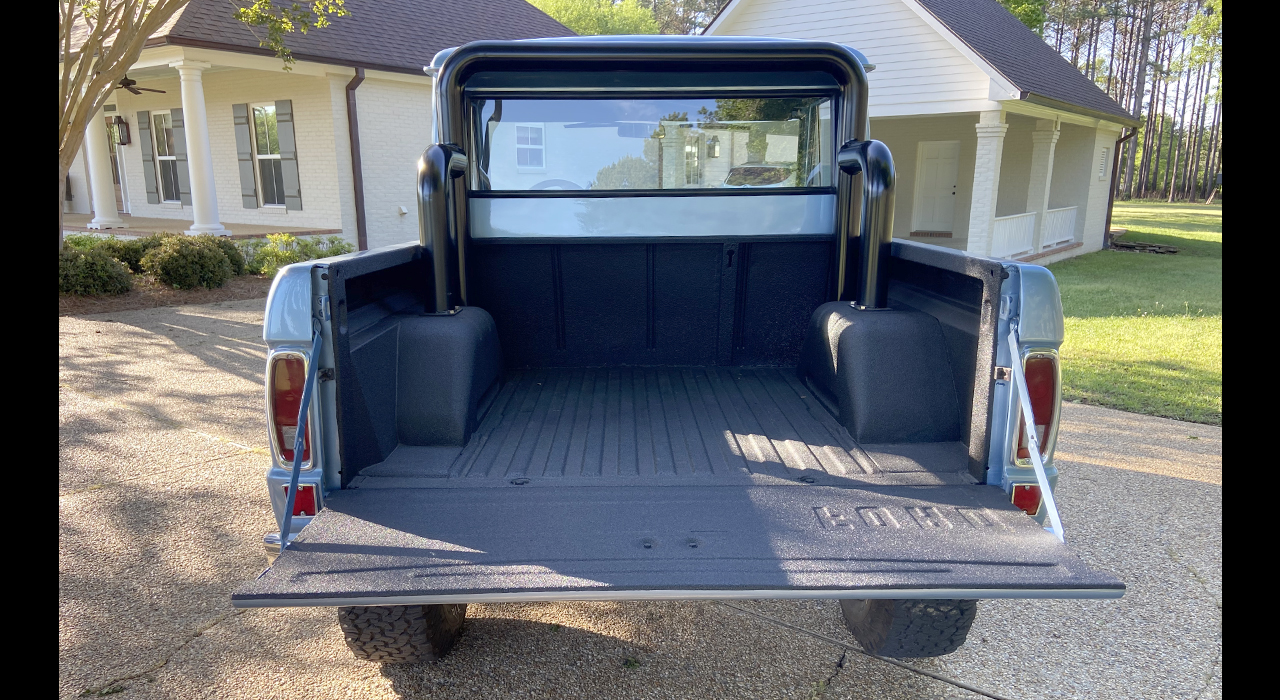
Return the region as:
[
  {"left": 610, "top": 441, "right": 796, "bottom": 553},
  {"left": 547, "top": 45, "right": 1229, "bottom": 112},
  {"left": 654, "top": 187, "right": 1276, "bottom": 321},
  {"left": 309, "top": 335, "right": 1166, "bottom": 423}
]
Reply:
[{"left": 59, "top": 299, "right": 1221, "bottom": 700}]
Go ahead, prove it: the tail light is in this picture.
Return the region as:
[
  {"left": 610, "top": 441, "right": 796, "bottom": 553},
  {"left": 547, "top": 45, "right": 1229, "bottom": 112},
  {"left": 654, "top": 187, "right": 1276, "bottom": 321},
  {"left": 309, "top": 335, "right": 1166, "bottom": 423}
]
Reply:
[
  {"left": 283, "top": 484, "right": 317, "bottom": 517},
  {"left": 269, "top": 353, "right": 311, "bottom": 465},
  {"left": 1011, "top": 484, "right": 1042, "bottom": 515},
  {"left": 1013, "top": 352, "right": 1060, "bottom": 463}
]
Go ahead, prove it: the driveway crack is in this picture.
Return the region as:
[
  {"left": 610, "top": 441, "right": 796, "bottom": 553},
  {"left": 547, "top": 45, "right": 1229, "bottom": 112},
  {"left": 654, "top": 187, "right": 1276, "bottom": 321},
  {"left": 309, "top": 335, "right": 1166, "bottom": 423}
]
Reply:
[
  {"left": 79, "top": 608, "right": 245, "bottom": 696},
  {"left": 808, "top": 650, "right": 847, "bottom": 699},
  {"left": 718, "top": 602, "right": 1014, "bottom": 700}
]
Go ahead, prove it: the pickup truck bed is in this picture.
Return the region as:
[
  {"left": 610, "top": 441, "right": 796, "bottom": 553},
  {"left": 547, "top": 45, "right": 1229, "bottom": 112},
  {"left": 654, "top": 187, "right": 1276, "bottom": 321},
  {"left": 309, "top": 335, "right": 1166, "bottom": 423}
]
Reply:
[{"left": 234, "top": 366, "right": 1121, "bottom": 607}]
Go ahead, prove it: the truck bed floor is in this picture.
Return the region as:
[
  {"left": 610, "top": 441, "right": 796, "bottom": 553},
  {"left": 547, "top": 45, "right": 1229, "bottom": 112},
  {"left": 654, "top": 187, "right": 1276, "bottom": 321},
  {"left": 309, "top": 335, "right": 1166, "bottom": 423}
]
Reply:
[{"left": 355, "top": 367, "right": 974, "bottom": 488}]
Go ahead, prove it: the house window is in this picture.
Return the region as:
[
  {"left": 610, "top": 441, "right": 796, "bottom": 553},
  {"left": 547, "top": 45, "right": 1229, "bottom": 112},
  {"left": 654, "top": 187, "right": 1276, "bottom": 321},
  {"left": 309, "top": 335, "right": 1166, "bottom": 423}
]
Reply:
[
  {"left": 151, "top": 112, "right": 181, "bottom": 202},
  {"left": 1099, "top": 147, "right": 1108, "bottom": 180},
  {"left": 515, "top": 124, "right": 545, "bottom": 170},
  {"left": 252, "top": 104, "right": 287, "bottom": 207}
]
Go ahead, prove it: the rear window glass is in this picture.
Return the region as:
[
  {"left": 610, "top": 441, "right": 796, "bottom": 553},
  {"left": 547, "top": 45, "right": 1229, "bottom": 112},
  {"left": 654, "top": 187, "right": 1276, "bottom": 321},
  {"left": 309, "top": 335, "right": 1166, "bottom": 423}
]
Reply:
[{"left": 471, "top": 97, "right": 833, "bottom": 192}]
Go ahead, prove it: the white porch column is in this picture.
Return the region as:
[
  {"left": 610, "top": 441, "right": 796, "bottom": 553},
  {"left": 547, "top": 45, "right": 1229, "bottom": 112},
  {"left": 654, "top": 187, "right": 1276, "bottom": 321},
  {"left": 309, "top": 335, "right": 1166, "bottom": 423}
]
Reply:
[
  {"left": 966, "top": 111, "right": 1007, "bottom": 257},
  {"left": 170, "top": 60, "right": 225, "bottom": 234},
  {"left": 85, "top": 108, "right": 124, "bottom": 229},
  {"left": 1026, "top": 119, "right": 1060, "bottom": 251}
]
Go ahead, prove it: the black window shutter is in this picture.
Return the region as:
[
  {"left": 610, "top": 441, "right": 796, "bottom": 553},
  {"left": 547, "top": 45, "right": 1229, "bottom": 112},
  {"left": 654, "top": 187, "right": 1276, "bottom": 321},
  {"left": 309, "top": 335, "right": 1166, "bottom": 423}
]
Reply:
[
  {"left": 275, "top": 99, "right": 302, "bottom": 210},
  {"left": 170, "top": 108, "right": 192, "bottom": 206},
  {"left": 232, "top": 104, "right": 258, "bottom": 208},
  {"left": 137, "top": 111, "right": 160, "bottom": 204}
]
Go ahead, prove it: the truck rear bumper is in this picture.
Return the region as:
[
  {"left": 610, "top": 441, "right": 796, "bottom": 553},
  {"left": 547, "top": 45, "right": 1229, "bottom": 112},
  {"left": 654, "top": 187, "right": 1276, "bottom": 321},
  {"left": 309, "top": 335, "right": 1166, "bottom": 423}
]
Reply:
[{"left": 232, "top": 483, "right": 1124, "bottom": 608}]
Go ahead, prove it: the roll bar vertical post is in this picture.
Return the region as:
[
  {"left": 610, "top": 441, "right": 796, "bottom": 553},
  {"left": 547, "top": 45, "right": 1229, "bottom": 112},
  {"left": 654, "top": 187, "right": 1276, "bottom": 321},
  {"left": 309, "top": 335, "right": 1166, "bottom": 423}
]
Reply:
[{"left": 838, "top": 139, "right": 896, "bottom": 308}]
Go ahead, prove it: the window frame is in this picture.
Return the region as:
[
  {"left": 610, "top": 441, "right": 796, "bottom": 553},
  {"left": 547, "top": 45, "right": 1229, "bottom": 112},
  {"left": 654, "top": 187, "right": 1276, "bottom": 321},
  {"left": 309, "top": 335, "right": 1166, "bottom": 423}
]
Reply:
[
  {"left": 151, "top": 112, "right": 181, "bottom": 204},
  {"left": 513, "top": 123, "right": 547, "bottom": 173},
  {"left": 468, "top": 94, "right": 837, "bottom": 195},
  {"left": 250, "top": 102, "right": 288, "bottom": 209}
]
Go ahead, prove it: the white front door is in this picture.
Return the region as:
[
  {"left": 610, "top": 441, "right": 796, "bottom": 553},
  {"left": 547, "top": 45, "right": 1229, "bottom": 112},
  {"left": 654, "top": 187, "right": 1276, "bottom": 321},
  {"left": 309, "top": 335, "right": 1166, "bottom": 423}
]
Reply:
[{"left": 912, "top": 140, "right": 960, "bottom": 234}]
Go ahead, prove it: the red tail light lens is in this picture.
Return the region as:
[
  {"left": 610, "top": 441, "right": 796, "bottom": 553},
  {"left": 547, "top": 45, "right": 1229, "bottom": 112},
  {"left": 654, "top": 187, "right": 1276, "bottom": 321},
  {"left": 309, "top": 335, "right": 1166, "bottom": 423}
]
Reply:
[
  {"left": 1015, "top": 354, "right": 1059, "bottom": 461},
  {"left": 269, "top": 354, "right": 310, "bottom": 464},
  {"left": 283, "top": 484, "right": 317, "bottom": 517},
  {"left": 1012, "top": 484, "right": 1042, "bottom": 515}
]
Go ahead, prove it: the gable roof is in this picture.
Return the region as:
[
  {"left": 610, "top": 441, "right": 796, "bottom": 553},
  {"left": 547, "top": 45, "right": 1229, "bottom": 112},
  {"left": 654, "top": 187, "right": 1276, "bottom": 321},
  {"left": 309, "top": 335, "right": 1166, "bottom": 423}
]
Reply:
[
  {"left": 704, "top": 0, "right": 1136, "bottom": 125},
  {"left": 913, "top": 0, "right": 1135, "bottom": 124},
  {"left": 142, "top": 0, "right": 575, "bottom": 74}
]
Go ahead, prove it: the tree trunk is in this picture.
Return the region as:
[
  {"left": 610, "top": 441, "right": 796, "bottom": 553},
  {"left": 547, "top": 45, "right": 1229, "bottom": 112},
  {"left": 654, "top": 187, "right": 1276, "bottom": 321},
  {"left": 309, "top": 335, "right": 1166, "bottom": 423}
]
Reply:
[
  {"left": 1146, "top": 71, "right": 1168, "bottom": 196},
  {"left": 1123, "top": 0, "right": 1156, "bottom": 199},
  {"left": 1183, "top": 62, "right": 1207, "bottom": 199},
  {"left": 1202, "top": 100, "right": 1221, "bottom": 200},
  {"left": 1168, "top": 50, "right": 1193, "bottom": 202},
  {"left": 1162, "top": 36, "right": 1186, "bottom": 199},
  {"left": 1105, "top": 16, "right": 1118, "bottom": 94}
]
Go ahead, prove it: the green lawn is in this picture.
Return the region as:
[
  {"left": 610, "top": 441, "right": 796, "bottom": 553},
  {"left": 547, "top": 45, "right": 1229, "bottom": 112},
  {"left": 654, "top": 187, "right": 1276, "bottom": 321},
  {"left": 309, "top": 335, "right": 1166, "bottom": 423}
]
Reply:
[{"left": 1046, "top": 201, "right": 1222, "bottom": 425}]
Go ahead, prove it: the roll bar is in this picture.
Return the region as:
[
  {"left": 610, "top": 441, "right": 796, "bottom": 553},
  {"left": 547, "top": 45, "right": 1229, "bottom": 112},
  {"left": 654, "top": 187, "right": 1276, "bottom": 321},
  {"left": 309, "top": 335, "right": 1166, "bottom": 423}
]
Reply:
[{"left": 417, "top": 37, "right": 891, "bottom": 307}]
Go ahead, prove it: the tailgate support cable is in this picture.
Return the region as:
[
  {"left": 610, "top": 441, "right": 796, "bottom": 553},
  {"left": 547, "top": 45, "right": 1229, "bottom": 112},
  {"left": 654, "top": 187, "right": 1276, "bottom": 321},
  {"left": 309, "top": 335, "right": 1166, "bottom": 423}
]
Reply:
[
  {"left": 1007, "top": 326, "right": 1066, "bottom": 543},
  {"left": 279, "top": 318, "right": 325, "bottom": 553}
]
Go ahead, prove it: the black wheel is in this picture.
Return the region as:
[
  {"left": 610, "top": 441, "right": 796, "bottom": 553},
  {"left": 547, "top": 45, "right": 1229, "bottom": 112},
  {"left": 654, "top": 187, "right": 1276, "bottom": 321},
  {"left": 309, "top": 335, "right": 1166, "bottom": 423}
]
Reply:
[
  {"left": 839, "top": 599, "right": 977, "bottom": 658},
  {"left": 337, "top": 604, "right": 467, "bottom": 663}
]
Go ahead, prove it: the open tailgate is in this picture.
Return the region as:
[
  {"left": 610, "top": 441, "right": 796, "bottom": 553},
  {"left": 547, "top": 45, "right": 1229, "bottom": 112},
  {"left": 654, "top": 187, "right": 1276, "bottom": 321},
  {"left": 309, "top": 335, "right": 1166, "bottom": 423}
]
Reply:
[{"left": 232, "top": 483, "right": 1123, "bottom": 607}]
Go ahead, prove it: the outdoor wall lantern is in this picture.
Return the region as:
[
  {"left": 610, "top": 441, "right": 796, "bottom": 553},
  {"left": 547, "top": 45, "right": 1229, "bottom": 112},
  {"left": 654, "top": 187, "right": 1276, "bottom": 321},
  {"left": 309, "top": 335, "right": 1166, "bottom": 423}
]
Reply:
[
  {"left": 707, "top": 136, "right": 720, "bottom": 158},
  {"left": 113, "top": 116, "right": 131, "bottom": 146}
]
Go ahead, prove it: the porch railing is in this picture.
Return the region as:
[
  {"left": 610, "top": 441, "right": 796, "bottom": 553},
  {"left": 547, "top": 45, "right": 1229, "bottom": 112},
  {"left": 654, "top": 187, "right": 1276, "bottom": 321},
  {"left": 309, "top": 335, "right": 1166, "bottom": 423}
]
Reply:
[
  {"left": 1041, "top": 206, "right": 1077, "bottom": 250},
  {"left": 991, "top": 212, "right": 1036, "bottom": 259}
]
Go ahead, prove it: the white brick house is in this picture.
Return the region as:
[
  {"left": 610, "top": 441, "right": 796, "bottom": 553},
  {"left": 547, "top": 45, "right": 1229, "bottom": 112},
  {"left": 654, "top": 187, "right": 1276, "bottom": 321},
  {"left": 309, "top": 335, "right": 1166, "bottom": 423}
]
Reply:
[
  {"left": 66, "top": 0, "right": 572, "bottom": 251},
  {"left": 705, "top": 0, "right": 1139, "bottom": 263}
]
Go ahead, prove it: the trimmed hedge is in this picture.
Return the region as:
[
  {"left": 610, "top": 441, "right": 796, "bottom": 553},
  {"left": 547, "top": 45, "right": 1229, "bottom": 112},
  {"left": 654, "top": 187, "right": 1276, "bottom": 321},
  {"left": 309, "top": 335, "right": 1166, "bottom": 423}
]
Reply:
[
  {"left": 140, "top": 236, "right": 234, "bottom": 289},
  {"left": 203, "top": 235, "right": 246, "bottom": 276},
  {"left": 60, "top": 248, "right": 133, "bottom": 296},
  {"left": 94, "top": 238, "right": 148, "bottom": 273},
  {"left": 239, "top": 233, "right": 355, "bottom": 277}
]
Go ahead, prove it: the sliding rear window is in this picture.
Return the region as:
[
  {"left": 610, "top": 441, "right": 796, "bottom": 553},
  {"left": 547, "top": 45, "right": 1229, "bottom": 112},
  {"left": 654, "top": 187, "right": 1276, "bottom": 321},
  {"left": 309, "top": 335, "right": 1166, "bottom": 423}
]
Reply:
[{"left": 471, "top": 97, "right": 834, "bottom": 193}]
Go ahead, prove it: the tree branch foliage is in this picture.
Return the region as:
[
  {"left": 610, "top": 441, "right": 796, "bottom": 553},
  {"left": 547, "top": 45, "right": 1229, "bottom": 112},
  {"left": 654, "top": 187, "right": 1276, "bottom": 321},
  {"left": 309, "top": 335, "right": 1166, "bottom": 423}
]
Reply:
[
  {"left": 530, "top": 0, "right": 728, "bottom": 36},
  {"left": 528, "top": 0, "right": 659, "bottom": 35},
  {"left": 998, "top": 0, "right": 1050, "bottom": 34},
  {"left": 234, "top": 1, "right": 350, "bottom": 69}
]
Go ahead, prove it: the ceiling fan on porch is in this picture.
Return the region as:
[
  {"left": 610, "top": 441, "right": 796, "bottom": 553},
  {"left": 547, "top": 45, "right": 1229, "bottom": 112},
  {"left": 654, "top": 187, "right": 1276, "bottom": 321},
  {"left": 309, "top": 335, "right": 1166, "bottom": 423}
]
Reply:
[{"left": 114, "top": 75, "right": 165, "bottom": 95}]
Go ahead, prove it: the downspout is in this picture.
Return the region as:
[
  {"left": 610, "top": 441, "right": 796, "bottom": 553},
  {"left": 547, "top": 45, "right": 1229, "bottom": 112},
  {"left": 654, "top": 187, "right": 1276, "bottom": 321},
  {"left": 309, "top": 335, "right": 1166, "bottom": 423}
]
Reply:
[
  {"left": 345, "top": 68, "right": 368, "bottom": 251},
  {"left": 1103, "top": 128, "right": 1137, "bottom": 248}
]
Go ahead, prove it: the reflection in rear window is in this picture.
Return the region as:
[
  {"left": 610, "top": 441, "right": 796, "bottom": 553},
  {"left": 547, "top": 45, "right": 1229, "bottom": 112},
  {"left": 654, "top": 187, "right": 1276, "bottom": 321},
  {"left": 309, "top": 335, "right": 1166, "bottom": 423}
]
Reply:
[{"left": 471, "top": 97, "right": 833, "bottom": 192}]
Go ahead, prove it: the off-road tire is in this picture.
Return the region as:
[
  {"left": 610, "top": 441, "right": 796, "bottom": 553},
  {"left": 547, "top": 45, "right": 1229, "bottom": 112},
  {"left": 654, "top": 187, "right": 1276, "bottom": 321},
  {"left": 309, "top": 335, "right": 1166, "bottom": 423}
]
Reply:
[
  {"left": 839, "top": 599, "right": 977, "bottom": 658},
  {"left": 337, "top": 604, "right": 467, "bottom": 663}
]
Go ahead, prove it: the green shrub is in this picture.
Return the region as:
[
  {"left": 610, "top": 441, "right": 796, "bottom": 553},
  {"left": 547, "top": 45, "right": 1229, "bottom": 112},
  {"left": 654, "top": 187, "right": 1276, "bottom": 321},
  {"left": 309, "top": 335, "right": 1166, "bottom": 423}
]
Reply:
[
  {"left": 63, "top": 233, "right": 106, "bottom": 251},
  {"left": 139, "top": 232, "right": 181, "bottom": 254},
  {"left": 248, "top": 233, "right": 306, "bottom": 278},
  {"left": 236, "top": 238, "right": 271, "bottom": 275},
  {"left": 239, "top": 233, "right": 357, "bottom": 277},
  {"left": 140, "top": 236, "right": 234, "bottom": 289},
  {"left": 59, "top": 248, "right": 133, "bottom": 296},
  {"left": 95, "top": 238, "right": 148, "bottom": 273},
  {"left": 298, "top": 235, "right": 355, "bottom": 260},
  {"left": 199, "top": 235, "right": 246, "bottom": 275}
]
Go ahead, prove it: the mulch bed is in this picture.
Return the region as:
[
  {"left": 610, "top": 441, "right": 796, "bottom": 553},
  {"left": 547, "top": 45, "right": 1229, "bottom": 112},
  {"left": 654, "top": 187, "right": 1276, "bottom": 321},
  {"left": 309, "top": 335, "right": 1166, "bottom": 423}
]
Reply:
[{"left": 59, "top": 274, "right": 274, "bottom": 316}]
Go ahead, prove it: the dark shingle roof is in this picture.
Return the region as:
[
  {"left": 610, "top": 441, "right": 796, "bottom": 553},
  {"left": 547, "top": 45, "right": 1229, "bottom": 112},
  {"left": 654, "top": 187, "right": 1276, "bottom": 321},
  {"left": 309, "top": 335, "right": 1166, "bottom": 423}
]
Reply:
[
  {"left": 914, "top": 0, "right": 1136, "bottom": 124},
  {"left": 151, "top": 0, "right": 575, "bottom": 74}
]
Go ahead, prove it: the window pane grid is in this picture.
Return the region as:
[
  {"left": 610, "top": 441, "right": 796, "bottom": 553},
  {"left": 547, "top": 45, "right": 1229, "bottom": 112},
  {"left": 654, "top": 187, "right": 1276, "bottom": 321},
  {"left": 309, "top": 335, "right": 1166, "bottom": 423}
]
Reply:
[{"left": 251, "top": 104, "right": 285, "bottom": 206}]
